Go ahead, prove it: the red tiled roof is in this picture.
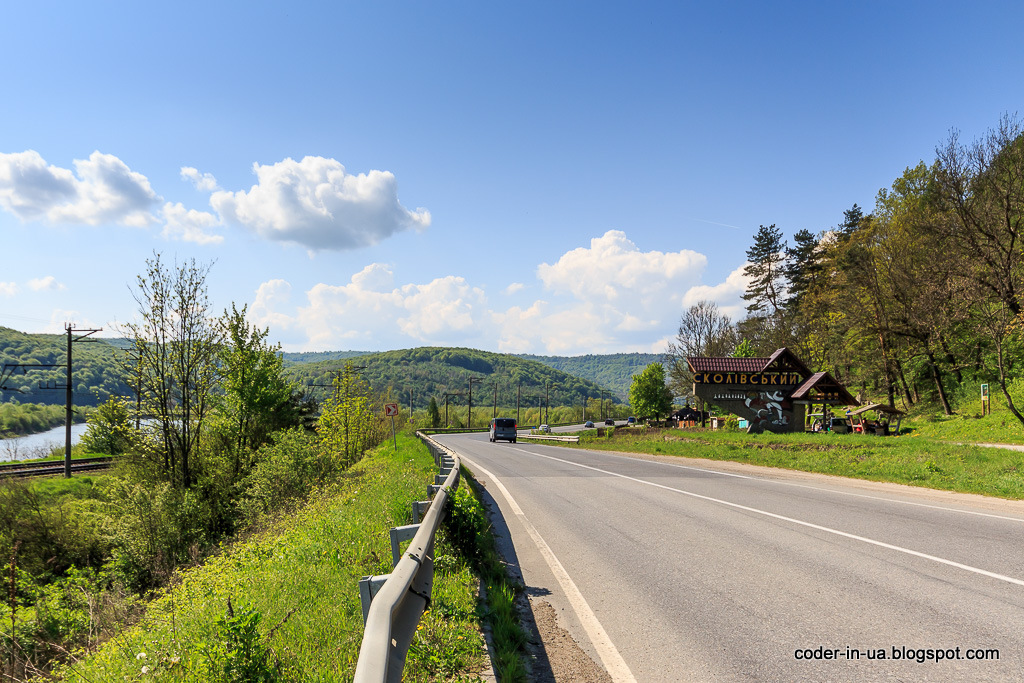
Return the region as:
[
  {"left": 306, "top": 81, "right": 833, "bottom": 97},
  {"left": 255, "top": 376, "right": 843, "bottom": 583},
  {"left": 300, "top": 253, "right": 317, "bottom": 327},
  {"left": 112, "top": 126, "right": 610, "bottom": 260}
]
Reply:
[
  {"left": 687, "top": 357, "right": 768, "bottom": 373},
  {"left": 687, "top": 347, "right": 815, "bottom": 378},
  {"left": 790, "top": 371, "right": 858, "bottom": 405}
]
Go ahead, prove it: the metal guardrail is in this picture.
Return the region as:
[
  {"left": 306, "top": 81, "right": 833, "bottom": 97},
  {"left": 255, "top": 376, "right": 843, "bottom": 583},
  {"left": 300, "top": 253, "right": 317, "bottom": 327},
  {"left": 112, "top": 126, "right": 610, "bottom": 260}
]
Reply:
[
  {"left": 353, "top": 432, "right": 461, "bottom": 683},
  {"left": 518, "top": 433, "right": 580, "bottom": 443}
]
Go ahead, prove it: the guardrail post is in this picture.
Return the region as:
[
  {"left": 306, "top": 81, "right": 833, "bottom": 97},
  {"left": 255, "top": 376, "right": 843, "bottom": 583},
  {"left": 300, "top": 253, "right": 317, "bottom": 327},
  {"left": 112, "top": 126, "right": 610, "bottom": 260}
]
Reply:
[
  {"left": 389, "top": 524, "right": 420, "bottom": 568},
  {"left": 428, "top": 484, "right": 442, "bottom": 497},
  {"left": 412, "top": 500, "right": 431, "bottom": 524},
  {"left": 358, "top": 574, "right": 390, "bottom": 623}
]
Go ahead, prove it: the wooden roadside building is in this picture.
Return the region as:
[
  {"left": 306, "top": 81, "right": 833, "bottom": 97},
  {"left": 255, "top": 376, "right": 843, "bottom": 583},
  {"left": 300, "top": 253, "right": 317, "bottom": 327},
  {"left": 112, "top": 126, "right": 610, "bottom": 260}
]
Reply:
[{"left": 687, "top": 348, "right": 858, "bottom": 434}]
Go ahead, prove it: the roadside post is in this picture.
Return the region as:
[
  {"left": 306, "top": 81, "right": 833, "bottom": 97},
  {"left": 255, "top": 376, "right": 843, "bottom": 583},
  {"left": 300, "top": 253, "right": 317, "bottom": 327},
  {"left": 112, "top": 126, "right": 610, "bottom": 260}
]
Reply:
[
  {"left": 981, "top": 383, "right": 990, "bottom": 416},
  {"left": 385, "top": 403, "right": 400, "bottom": 451}
]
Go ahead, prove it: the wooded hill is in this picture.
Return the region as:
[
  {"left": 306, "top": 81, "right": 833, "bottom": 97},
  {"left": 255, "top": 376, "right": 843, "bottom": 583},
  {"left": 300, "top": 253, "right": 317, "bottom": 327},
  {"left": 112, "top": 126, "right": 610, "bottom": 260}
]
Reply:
[
  {"left": 516, "top": 352, "right": 661, "bottom": 399},
  {"left": 285, "top": 347, "right": 624, "bottom": 409},
  {"left": 0, "top": 327, "right": 131, "bottom": 406},
  {"left": 1, "top": 326, "right": 641, "bottom": 410}
]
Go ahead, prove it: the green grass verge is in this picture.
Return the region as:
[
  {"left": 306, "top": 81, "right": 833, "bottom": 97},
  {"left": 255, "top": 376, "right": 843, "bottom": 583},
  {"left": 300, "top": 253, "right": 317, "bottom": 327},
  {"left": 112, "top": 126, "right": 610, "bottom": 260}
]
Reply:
[
  {"left": 561, "top": 426, "right": 1024, "bottom": 500},
  {"left": 48, "top": 432, "right": 489, "bottom": 682}
]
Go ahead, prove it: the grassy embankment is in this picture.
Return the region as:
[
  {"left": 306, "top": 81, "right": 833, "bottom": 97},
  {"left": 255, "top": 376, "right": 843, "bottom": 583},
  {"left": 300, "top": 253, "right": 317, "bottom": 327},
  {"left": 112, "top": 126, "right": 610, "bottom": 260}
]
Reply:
[
  {"left": 561, "top": 400, "right": 1024, "bottom": 500},
  {"left": 47, "top": 432, "right": 493, "bottom": 682}
]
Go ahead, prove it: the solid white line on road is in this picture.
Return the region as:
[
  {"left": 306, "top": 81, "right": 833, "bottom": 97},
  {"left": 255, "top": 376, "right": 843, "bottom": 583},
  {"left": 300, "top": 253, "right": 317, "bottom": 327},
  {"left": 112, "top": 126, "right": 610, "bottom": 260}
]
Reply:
[
  {"left": 521, "top": 448, "right": 1024, "bottom": 589},
  {"left": 637, "top": 457, "right": 1024, "bottom": 524},
  {"left": 462, "top": 455, "right": 638, "bottom": 683}
]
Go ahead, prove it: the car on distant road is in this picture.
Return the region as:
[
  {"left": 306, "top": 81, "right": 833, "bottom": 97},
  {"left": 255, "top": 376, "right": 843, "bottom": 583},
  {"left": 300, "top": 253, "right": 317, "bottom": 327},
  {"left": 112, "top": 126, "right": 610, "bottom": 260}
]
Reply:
[
  {"left": 604, "top": 419, "right": 615, "bottom": 426},
  {"left": 627, "top": 416, "right": 636, "bottom": 425},
  {"left": 584, "top": 421, "right": 595, "bottom": 428},
  {"left": 538, "top": 424, "right": 551, "bottom": 433},
  {"left": 489, "top": 417, "right": 517, "bottom": 443}
]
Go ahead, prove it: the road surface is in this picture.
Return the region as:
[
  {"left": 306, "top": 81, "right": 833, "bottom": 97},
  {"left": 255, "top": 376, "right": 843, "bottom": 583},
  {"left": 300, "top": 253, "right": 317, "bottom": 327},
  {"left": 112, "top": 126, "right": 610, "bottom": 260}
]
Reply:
[{"left": 435, "top": 431, "right": 1024, "bottom": 682}]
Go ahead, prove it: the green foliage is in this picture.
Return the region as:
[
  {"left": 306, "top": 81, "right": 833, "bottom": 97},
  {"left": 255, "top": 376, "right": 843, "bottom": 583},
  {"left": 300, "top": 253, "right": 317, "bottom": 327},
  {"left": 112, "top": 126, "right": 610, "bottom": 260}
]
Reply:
[
  {"left": 217, "top": 304, "right": 297, "bottom": 459},
  {"left": 54, "top": 433, "right": 486, "bottom": 681},
  {"left": 517, "top": 351, "right": 660, "bottom": 399},
  {"left": 629, "top": 363, "right": 673, "bottom": 421},
  {"left": 80, "top": 395, "right": 134, "bottom": 454},
  {"left": 0, "top": 402, "right": 73, "bottom": 438},
  {"left": 288, "top": 347, "right": 623, "bottom": 414},
  {"left": 427, "top": 396, "right": 441, "bottom": 428},
  {"left": 0, "top": 326, "right": 132, "bottom": 408},
  {"left": 732, "top": 339, "right": 756, "bottom": 358},
  {"left": 198, "top": 600, "right": 281, "bottom": 683},
  {"left": 240, "top": 428, "right": 338, "bottom": 522},
  {"left": 443, "top": 485, "right": 491, "bottom": 565}
]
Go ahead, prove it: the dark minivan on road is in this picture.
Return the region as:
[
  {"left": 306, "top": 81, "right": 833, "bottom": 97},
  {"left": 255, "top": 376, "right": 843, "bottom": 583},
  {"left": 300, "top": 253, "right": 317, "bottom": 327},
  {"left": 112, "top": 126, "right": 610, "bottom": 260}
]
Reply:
[{"left": 489, "top": 418, "right": 517, "bottom": 443}]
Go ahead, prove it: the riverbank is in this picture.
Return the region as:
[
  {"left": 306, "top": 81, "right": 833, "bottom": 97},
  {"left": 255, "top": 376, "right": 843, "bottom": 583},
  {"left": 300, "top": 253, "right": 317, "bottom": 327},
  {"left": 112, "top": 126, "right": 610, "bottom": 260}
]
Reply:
[{"left": 0, "top": 423, "right": 88, "bottom": 461}]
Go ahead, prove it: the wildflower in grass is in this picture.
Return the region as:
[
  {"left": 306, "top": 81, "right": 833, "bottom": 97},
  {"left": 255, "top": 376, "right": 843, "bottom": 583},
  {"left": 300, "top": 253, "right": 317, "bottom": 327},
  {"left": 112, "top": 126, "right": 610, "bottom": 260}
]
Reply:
[{"left": 136, "top": 652, "right": 147, "bottom": 660}]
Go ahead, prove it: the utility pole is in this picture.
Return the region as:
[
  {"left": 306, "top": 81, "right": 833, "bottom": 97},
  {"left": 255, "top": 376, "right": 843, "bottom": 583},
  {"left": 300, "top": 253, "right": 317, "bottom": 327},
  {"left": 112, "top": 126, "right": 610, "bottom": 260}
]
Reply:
[
  {"left": 545, "top": 382, "right": 550, "bottom": 425},
  {"left": 468, "top": 377, "right": 482, "bottom": 429},
  {"left": 442, "top": 392, "right": 462, "bottom": 428},
  {"left": 0, "top": 324, "right": 101, "bottom": 477},
  {"left": 492, "top": 382, "right": 498, "bottom": 419},
  {"left": 517, "top": 381, "right": 522, "bottom": 425}
]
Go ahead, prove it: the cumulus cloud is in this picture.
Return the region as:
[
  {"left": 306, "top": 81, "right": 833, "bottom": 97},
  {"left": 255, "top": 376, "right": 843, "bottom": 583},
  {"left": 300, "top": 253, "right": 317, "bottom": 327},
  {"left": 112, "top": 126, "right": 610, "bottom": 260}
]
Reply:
[
  {"left": 247, "top": 231, "right": 748, "bottom": 355},
  {"left": 28, "top": 276, "right": 65, "bottom": 292},
  {"left": 210, "top": 156, "right": 430, "bottom": 251},
  {"left": 249, "top": 264, "right": 487, "bottom": 351},
  {"left": 504, "top": 282, "right": 525, "bottom": 295},
  {"left": 681, "top": 263, "right": 751, "bottom": 320},
  {"left": 0, "top": 282, "right": 17, "bottom": 297},
  {"left": 0, "top": 150, "right": 159, "bottom": 226},
  {"left": 538, "top": 230, "right": 706, "bottom": 302},
  {"left": 160, "top": 202, "right": 223, "bottom": 245},
  {"left": 180, "top": 166, "right": 220, "bottom": 192}
]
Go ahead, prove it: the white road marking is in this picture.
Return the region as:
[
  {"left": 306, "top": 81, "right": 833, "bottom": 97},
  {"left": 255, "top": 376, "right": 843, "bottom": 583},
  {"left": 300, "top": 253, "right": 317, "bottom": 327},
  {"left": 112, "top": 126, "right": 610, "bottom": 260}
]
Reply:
[
  {"left": 462, "top": 455, "right": 638, "bottom": 683},
  {"left": 520, "top": 448, "right": 1024, "bottom": 588},
  {"left": 633, "top": 456, "right": 1024, "bottom": 523}
]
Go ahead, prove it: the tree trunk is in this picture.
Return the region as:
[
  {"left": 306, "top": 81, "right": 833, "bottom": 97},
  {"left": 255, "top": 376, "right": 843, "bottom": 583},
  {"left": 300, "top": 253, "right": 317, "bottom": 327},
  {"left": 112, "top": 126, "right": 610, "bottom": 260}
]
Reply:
[{"left": 925, "top": 350, "right": 954, "bottom": 416}]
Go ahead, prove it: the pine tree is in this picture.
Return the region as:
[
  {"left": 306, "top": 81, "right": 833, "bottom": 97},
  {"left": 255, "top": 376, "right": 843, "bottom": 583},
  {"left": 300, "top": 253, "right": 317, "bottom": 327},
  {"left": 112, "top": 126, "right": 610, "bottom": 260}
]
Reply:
[{"left": 742, "top": 224, "right": 786, "bottom": 315}]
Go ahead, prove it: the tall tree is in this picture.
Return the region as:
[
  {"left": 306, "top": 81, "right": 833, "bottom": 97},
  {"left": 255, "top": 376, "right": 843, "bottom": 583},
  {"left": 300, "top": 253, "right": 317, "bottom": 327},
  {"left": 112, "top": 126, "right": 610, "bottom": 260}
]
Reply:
[
  {"left": 742, "top": 224, "right": 787, "bottom": 316},
  {"left": 628, "top": 363, "right": 673, "bottom": 422},
  {"left": 217, "top": 303, "right": 296, "bottom": 474},
  {"left": 783, "top": 229, "right": 821, "bottom": 310},
  {"left": 120, "top": 253, "right": 221, "bottom": 489},
  {"left": 664, "top": 300, "right": 736, "bottom": 403}
]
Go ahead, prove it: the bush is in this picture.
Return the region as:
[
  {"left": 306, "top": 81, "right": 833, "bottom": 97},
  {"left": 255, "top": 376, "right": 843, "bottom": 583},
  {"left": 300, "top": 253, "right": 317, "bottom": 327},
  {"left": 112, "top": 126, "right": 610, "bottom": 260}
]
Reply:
[{"left": 239, "top": 428, "right": 337, "bottom": 523}]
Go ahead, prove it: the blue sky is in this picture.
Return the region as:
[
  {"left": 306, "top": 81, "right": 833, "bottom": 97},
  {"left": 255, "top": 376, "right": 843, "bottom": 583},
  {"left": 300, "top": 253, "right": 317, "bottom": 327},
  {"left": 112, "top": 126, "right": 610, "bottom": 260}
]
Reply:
[{"left": 1, "top": 1, "right": 1021, "bottom": 355}]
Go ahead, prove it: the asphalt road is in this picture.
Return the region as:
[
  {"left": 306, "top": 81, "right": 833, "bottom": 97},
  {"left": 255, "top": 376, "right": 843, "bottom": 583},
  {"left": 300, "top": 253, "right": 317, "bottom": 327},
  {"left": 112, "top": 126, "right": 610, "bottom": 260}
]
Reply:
[{"left": 436, "top": 431, "right": 1024, "bottom": 682}]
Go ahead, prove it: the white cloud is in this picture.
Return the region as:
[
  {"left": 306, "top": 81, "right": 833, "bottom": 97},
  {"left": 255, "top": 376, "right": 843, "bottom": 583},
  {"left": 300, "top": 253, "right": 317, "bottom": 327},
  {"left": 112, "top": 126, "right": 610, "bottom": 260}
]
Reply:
[
  {"left": 504, "top": 282, "right": 525, "bottom": 295},
  {"left": 538, "top": 230, "right": 706, "bottom": 304},
  {"left": 0, "top": 282, "right": 17, "bottom": 297},
  {"left": 0, "top": 150, "right": 159, "bottom": 226},
  {"left": 160, "top": 202, "right": 223, "bottom": 245},
  {"left": 248, "top": 231, "right": 750, "bottom": 355},
  {"left": 28, "top": 276, "right": 65, "bottom": 292},
  {"left": 210, "top": 156, "right": 430, "bottom": 251},
  {"left": 180, "top": 166, "right": 220, "bottom": 192},
  {"left": 681, "top": 263, "right": 751, "bottom": 320}
]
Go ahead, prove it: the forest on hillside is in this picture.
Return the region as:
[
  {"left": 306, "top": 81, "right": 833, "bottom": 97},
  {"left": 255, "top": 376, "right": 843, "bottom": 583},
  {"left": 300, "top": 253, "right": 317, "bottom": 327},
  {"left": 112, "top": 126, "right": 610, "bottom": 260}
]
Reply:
[
  {"left": 517, "top": 352, "right": 661, "bottom": 399},
  {"left": 285, "top": 346, "right": 622, "bottom": 412},
  {"left": 0, "top": 327, "right": 130, "bottom": 406},
  {"left": 666, "top": 115, "right": 1024, "bottom": 421}
]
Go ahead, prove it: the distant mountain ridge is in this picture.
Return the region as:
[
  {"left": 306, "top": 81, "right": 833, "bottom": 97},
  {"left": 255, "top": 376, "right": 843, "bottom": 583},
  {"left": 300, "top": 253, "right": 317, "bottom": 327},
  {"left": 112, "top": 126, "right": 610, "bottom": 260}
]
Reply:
[
  {"left": 283, "top": 347, "right": 633, "bottom": 407},
  {"left": 1, "top": 326, "right": 658, "bottom": 407},
  {"left": 516, "top": 352, "right": 663, "bottom": 398}
]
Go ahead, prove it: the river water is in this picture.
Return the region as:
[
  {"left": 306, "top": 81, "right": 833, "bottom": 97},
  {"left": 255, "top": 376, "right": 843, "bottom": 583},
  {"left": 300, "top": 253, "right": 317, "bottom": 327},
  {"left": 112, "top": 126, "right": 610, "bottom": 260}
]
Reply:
[{"left": 0, "top": 423, "right": 88, "bottom": 462}]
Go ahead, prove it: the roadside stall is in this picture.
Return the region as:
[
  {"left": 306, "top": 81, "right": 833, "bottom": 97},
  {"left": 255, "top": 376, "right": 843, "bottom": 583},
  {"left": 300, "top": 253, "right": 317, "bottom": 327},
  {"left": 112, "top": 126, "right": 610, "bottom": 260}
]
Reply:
[{"left": 848, "top": 403, "right": 905, "bottom": 436}]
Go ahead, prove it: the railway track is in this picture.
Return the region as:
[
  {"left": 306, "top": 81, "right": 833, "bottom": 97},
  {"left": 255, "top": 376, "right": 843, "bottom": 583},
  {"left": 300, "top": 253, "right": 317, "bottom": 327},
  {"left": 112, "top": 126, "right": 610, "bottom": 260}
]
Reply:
[{"left": 0, "top": 456, "right": 114, "bottom": 479}]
